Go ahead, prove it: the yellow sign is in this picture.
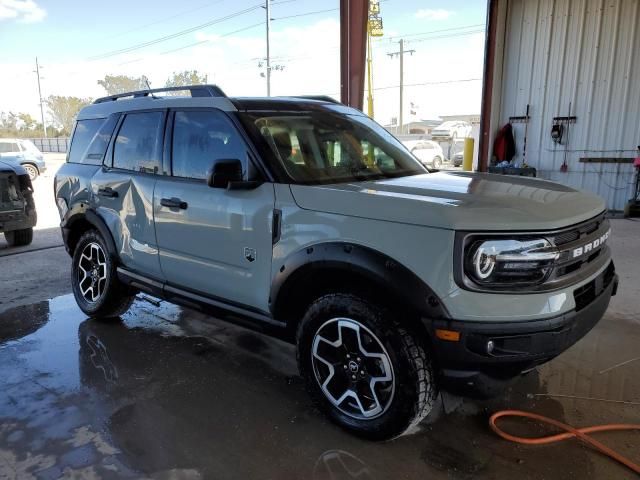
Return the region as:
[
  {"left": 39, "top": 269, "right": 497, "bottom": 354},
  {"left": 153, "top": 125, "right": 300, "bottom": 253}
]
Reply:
[
  {"left": 369, "top": 18, "right": 383, "bottom": 37},
  {"left": 369, "top": 1, "right": 380, "bottom": 15}
]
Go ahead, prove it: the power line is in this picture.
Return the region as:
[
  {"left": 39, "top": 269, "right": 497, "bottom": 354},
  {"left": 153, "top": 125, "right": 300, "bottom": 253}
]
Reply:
[
  {"left": 272, "top": 7, "right": 338, "bottom": 21},
  {"left": 87, "top": 3, "right": 263, "bottom": 61},
  {"left": 376, "top": 24, "right": 486, "bottom": 42},
  {"left": 160, "top": 21, "right": 265, "bottom": 55},
  {"left": 154, "top": 6, "right": 339, "bottom": 58},
  {"left": 100, "top": 0, "right": 227, "bottom": 41},
  {"left": 374, "top": 78, "right": 482, "bottom": 91},
  {"left": 407, "top": 29, "right": 485, "bottom": 44}
]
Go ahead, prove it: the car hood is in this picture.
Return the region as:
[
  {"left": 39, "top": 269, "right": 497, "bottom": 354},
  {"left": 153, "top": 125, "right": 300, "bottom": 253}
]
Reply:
[
  {"left": 289, "top": 172, "right": 606, "bottom": 231},
  {"left": 0, "top": 159, "right": 27, "bottom": 175}
]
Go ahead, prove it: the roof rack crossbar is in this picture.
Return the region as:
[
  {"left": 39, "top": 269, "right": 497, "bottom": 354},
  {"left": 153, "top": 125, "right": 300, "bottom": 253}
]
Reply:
[{"left": 93, "top": 84, "right": 227, "bottom": 104}]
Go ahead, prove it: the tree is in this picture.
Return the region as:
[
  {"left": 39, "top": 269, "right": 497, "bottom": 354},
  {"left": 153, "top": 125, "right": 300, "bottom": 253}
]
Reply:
[
  {"left": 46, "top": 96, "right": 92, "bottom": 135},
  {"left": 17, "top": 113, "right": 38, "bottom": 131},
  {"left": 164, "top": 70, "right": 208, "bottom": 94},
  {"left": 97, "top": 74, "right": 149, "bottom": 95}
]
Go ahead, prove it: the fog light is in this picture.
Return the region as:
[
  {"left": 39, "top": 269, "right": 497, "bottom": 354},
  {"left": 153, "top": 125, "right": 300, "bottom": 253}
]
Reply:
[{"left": 486, "top": 340, "right": 495, "bottom": 354}]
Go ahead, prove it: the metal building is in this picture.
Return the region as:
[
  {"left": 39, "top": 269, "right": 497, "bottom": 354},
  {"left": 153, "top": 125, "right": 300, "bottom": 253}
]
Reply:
[{"left": 482, "top": 0, "right": 639, "bottom": 210}]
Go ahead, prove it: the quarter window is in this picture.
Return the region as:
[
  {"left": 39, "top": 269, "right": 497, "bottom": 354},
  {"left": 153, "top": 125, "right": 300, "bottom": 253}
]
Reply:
[
  {"left": 172, "top": 110, "right": 246, "bottom": 180},
  {"left": 85, "top": 115, "right": 118, "bottom": 165},
  {"left": 114, "top": 112, "right": 163, "bottom": 173},
  {"left": 68, "top": 119, "right": 105, "bottom": 164}
]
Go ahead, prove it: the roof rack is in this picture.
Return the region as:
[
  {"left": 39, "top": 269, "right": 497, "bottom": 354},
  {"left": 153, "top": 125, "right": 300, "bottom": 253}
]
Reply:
[
  {"left": 93, "top": 84, "right": 227, "bottom": 104},
  {"left": 292, "top": 95, "right": 342, "bottom": 104}
]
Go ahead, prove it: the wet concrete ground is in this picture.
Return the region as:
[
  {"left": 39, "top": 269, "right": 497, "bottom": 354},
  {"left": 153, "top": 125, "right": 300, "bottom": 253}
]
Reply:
[
  {"left": 0, "top": 219, "right": 639, "bottom": 479},
  {"left": 0, "top": 290, "right": 638, "bottom": 479}
]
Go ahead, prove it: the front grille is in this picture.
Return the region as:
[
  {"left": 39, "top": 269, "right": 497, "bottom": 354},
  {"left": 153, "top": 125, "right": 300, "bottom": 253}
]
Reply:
[
  {"left": 573, "top": 261, "right": 615, "bottom": 311},
  {"left": 551, "top": 215, "right": 603, "bottom": 247},
  {"left": 549, "top": 213, "right": 610, "bottom": 279}
]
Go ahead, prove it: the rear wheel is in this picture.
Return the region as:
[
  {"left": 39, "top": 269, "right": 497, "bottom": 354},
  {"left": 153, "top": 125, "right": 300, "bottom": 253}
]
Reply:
[
  {"left": 297, "top": 293, "right": 436, "bottom": 440},
  {"left": 71, "top": 230, "right": 134, "bottom": 319},
  {"left": 23, "top": 164, "right": 38, "bottom": 181},
  {"left": 4, "top": 227, "right": 33, "bottom": 246}
]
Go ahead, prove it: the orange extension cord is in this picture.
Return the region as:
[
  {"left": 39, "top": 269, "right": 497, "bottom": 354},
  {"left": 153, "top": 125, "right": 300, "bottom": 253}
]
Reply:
[{"left": 489, "top": 410, "right": 640, "bottom": 475}]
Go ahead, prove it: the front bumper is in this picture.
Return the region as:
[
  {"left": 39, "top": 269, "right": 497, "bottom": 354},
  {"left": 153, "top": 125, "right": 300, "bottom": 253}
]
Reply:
[
  {"left": 0, "top": 208, "right": 36, "bottom": 232},
  {"left": 428, "top": 261, "right": 618, "bottom": 397}
]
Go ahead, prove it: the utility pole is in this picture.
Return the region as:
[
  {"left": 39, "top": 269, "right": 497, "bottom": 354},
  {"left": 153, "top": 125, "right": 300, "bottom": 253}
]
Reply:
[
  {"left": 265, "top": 0, "right": 271, "bottom": 96},
  {"left": 34, "top": 57, "right": 47, "bottom": 138},
  {"left": 387, "top": 39, "right": 414, "bottom": 135}
]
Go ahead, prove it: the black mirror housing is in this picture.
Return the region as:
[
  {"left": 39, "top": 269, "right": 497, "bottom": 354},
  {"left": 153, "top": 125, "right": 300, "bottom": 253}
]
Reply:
[{"left": 207, "top": 159, "right": 243, "bottom": 188}]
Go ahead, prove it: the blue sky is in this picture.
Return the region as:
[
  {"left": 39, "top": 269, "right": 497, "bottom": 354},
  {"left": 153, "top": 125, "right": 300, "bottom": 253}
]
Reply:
[{"left": 0, "top": 0, "right": 487, "bottom": 124}]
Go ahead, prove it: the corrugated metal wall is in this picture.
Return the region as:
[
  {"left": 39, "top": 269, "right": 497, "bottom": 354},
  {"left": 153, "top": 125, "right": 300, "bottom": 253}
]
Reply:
[{"left": 498, "top": 0, "right": 639, "bottom": 210}]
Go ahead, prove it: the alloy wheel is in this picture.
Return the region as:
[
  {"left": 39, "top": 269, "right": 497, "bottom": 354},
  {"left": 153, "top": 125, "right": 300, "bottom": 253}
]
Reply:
[
  {"left": 24, "top": 164, "right": 38, "bottom": 181},
  {"left": 77, "top": 242, "right": 108, "bottom": 303},
  {"left": 311, "top": 318, "right": 395, "bottom": 420}
]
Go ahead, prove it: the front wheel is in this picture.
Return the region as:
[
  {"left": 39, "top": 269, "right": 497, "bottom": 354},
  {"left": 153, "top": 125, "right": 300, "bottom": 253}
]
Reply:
[
  {"left": 297, "top": 293, "right": 436, "bottom": 440},
  {"left": 71, "top": 230, "right": 135, "bottom": 319},
  {"left": 432, "top": 156, "right": 442, "bottom": 169},
  {"left": 4, "top": 227, "right": 33, "bottom": 246},
  {"left": 23, "top": 164, "right": 38, "bottom": 181}
]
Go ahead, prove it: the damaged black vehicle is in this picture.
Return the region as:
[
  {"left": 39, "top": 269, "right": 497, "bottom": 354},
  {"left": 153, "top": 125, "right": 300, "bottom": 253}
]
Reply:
[{"left": 0, "top": 160, "right": 36, "bottom": 246}]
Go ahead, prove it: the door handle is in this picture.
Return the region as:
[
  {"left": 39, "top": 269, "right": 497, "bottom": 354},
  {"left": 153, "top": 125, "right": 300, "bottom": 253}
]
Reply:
[
  {"left": 160, "top": 197, "right": 188, "bottom": 209},
  {"left": 97, "top": 187, "right": 118, "bottom": 198}
]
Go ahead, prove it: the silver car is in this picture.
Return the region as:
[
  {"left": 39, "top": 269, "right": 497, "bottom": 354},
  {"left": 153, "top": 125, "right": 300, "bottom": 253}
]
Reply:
[{"left": 0, "top": 139, "right": 46, "bottom": 180}]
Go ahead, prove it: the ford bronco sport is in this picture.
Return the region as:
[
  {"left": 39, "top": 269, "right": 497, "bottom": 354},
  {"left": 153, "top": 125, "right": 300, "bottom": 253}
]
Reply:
[
  {"left": 54, "top": 85, "right": 618, "bottom": 440},
  {"left": 1, "top": 160, "right": 36, "bottom": 246}
]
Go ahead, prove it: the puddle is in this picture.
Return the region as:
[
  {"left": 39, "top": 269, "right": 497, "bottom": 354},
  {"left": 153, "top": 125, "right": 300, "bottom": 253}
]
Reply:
[{"left": 0, "top": 294, "right": 638, "bottom": 479}]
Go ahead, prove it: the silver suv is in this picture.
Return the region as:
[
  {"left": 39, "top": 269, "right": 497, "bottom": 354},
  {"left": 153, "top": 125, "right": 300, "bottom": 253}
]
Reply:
[{"left": 54, "top": 85, "right": 618, "bottom": 440}]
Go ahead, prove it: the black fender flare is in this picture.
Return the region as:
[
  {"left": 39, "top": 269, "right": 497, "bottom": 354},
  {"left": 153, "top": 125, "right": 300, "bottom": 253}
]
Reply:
[
  {"left": 62, "top": 208, "right": 118, "bottom": 259},
  {"left": 270, "top": 242, "right": 450, "bottom": 323}
]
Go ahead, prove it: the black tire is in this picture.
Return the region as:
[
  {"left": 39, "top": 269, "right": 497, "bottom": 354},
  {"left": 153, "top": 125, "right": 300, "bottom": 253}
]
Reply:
[
  {"left": 432, "top": 156, "right": 442, "bottom": 169},
  {"left": 297, "top": 293, "right": 436, "bottom": 440},
  {"left": 4, "top": 227, "right": 33, "bottom": 246},
  {"left": 71, "top": 229, "right": 134, "bottom": 319}
]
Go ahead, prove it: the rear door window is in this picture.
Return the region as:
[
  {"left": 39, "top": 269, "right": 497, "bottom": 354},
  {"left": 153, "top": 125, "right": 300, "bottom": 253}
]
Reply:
[
  {"left": 0, "top": 142, "right": 20, "bottom": 153},
  {"left": 113, "top": 112, "right": 163, "bottom": 173},
  {"left": 68, "top": 119, "right": 105, "bottom": 164}
]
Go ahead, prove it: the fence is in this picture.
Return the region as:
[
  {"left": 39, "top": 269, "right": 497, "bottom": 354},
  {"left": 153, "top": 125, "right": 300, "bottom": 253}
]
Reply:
[{"left": 27, "top": 137, "right": 69, "bottom": 153}]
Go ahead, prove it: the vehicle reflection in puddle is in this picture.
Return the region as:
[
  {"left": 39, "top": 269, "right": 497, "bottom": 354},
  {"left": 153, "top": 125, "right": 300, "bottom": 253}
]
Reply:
[{"left": 0, "top": 294, "right": 638, "bottom": 479}]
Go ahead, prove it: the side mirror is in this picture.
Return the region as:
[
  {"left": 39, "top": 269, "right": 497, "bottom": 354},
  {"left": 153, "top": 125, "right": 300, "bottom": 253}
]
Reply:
[
  {"left": 207, "top": 159, "right": 242, "bottom": 188},
  {"left": 207, "top": 159, "right": 262, "bottom": 190}
]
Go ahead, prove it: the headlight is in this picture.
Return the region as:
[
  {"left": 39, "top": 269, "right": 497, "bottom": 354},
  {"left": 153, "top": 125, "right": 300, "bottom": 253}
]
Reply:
[{"left": 464, "top": 238, "right": 559, "bottom": 288}]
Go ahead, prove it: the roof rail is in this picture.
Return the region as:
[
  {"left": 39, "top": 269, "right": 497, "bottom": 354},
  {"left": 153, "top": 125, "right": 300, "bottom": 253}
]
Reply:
[
  {"left": 292, "top": 95, "right": 342, "bottom": 104},
  {"left": 93, "top": 84, "right": 227, "bottom": 104}
]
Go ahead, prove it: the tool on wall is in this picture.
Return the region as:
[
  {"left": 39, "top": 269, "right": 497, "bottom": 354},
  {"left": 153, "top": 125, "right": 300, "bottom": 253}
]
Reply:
[
  {"left": 553, "top": 102, "right": 577, "bottom": 172},
  {"left": 509, "top": 104, "right": 530, "bottom": 166}
]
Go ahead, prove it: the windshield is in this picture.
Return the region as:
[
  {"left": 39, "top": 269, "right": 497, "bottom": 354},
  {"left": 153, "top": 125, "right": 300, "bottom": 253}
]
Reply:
[
  {"left": 239, "top": 111, "right": 427, "bottom": 184},
  {"left": 436, "top": 121, "right": 457, "bottom": 129}
]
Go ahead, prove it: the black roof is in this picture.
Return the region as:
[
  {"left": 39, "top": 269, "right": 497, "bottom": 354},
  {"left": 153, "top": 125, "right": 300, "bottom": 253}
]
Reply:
[{"left": 230, "top": 96, "right": 347, "bottom": 112}]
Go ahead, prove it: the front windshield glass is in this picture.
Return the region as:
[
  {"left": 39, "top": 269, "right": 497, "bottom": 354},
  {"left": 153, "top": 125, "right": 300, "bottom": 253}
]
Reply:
[{"left": 239, "top": 111, "right": 427, "bottom": 184}]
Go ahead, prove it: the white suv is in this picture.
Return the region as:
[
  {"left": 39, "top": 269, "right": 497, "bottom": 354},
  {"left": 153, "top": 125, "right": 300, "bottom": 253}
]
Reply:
[{"left": 54, "top": 85, "right": 617, "bottom": 440}]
